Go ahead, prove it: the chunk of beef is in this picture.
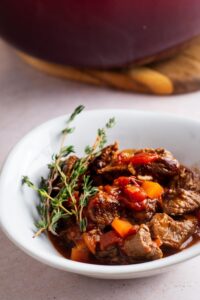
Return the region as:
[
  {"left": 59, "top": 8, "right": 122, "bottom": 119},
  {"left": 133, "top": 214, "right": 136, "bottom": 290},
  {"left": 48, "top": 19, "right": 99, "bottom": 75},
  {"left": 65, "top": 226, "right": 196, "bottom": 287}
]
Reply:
[
  {"left": 132, "top": 198, "right": 158, "bottom": 223},
  {"left": 87, "top": 191, "right": 120, "bottom": 227},
  {"left": 95, "top": 246, "right": 127, "bottom": 265},
  {"left": 150, "top": 213, "right": 197, "bottom": 249},
  {"left": 98, "top": 164, "right": 132, "bottom": 176},
  {"left": 170, "top": 165, "right": 200, "bottom": 192},
  {"left": 88, "top": 143, "right": 130, "bottom": 184},
  {"left": 59, "top": 222, "right": 81, "bottom": 245},
  {"left": 123, "top": 224, "right": 163, "bottom": 261},
  {"left": 163, "top": 188, "right": 200, "bottom": 215},
  {"left": 90, "top": 143, "right": 118, "bottom": 171},
  {"left": 96, "top": 165, "right": 132, "bottom": 185},
  {"left": 136, "top": 148, "right": 180, "bottom": 183}
]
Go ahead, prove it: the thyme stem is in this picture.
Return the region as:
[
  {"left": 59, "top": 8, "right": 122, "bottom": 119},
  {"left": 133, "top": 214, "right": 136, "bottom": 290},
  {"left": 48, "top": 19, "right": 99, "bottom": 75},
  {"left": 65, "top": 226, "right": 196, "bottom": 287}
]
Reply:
[{"left": 22, "top": 106, "right": 116, "bottom": 236}]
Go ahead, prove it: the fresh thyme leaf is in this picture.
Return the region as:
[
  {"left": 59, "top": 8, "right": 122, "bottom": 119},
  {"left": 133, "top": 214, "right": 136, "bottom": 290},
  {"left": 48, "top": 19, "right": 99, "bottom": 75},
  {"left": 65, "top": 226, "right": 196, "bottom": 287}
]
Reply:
[
  {"left": 78, "top": 175, "right": 98, "bottom": 231},
  {"left": 60, "top": 145, "right": 75, "bottom": 157},
  {"left": 40, "top": 177, "right": 48, "bottom": 189},
  {"left": 62, "top": 105, "right": 85, "bottom": 134},
  {"left": 66, "top": 159, "right": 87, "bottom": 195},
  {"left": 67, "top": 105, "right": 85, "bottom": 124},
  {"left": 22, "top": 176, "right": 35, "bottom": 189},
  {"left": 51, "top": 153, "right": 56, "bottom": 161},
  {"left": 35, "top": 219, "right": 47, "bottom": 230},
  {"left": 62, "top": 127, "right": 75, "bottom": 134},
  {"left": 84, "top": 145, "right": 92, "bottom": 155},
  {"left": 98, "top": 129, "right": 107, "bottom": 149},
  {"left": 22, "top": 176, "right": 47, "bottom": 199},
  {"left": 50, "top": 212, "right": 71, "bottom": 233},
  {"left": 79, "top": 217, "right": 88, "bottom": 233},
  {"left": 36, "top": 203, "right": 44, "bottom": 216},
  {"left": 48, "top": 163, "right": 55, "bottom": 170},
  {"left": 48, "top": 210, "right": 63, "bottom": 235},
  {"left": 106, "top": 117, "right": 116, "bottom": 129}
]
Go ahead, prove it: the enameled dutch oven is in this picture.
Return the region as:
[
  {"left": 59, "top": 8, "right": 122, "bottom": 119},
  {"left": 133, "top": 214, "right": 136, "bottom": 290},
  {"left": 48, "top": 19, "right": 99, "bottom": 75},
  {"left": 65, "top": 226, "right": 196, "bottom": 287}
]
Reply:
[{"left": 0, "top": 0, "right": 200, "bottom": 68}]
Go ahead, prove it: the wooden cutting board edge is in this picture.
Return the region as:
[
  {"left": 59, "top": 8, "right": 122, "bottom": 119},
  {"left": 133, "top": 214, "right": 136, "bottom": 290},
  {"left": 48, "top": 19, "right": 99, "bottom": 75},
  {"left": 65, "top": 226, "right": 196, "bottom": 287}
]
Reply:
[{"left": 18, "top": 36, "right": 200, "bottom": 95}]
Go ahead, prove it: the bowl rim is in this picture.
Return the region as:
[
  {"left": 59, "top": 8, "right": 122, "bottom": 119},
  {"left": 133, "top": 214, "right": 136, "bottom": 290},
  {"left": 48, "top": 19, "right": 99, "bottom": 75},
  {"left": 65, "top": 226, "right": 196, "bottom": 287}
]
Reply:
[{"left": 1, "top": 108, "right": 200, "bottom": 276}]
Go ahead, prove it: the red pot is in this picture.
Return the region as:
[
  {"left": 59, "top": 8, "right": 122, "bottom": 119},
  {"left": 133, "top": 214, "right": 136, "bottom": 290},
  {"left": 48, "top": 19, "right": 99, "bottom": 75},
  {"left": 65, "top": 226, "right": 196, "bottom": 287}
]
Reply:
[{"left": 0, "top": 0, "right": 200, "bottom": 68}]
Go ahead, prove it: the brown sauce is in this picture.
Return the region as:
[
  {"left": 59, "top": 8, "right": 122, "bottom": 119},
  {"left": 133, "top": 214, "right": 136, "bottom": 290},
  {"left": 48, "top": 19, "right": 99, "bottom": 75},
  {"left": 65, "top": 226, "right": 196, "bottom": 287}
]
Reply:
[
  {"left": 48, "top": 232, "right": 71, "bottom": 260},
  {"left": 48, "top": 232, "right": 101, "bottom": 264}
]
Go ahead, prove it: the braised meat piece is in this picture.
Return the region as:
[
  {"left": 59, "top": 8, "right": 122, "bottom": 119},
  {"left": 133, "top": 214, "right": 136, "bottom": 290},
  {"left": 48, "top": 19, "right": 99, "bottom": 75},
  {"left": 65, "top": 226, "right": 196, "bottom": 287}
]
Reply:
[
  {"left": 87, "top": 191, "right": 120, "bottom": 228},
  {"left": 98, "top": 164, "right": 131, "bottom": 177},
  {"left": 135, "top": 148, "right": 179, "bottom": 183},
  {"left": 163, "top": 188, "right": 200, "bottom": 215},
  {"left": 96, "top": 246, "right": 126, "bottom": 265},
  {"left": 132, "top": 198, "right": 158, "bottom": 223},
  {"left": 170, "top": 165, "right": 200, "bottom": 192},
  {"left": 59, "top": 223, "right": 81, "bottom": 245},
  {"left": 150, "top": 213, "right": 197, "bottom": 249},
  {"left": 95, "top": 230, "right": 125, "bottom": 264},
  {"left": 88, "top": 143, "right": 132, "bottom": 184},
  {"left": 123, "top": 224, "right": 163, "bottom": 261},
  {"left": 91, "top": 143, "right": 119, "bottom": 171}
]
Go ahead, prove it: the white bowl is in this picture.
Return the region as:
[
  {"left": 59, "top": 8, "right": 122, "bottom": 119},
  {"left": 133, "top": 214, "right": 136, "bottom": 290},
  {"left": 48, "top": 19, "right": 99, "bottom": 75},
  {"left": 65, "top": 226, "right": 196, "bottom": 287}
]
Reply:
[{"left": 1, "top": 109, "right": 200, "bottom": 279}]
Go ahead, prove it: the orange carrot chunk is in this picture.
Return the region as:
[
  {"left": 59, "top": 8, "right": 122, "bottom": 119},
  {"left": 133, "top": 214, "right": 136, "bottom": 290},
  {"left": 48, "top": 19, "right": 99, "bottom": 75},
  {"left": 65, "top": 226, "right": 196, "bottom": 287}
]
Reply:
[
  {"left": 111, "top": 217, "right": 137, "bottom": 238},
  {"left": 141, "top": 181, "right": 164, "bottom": 199},
  {"left": 70, "top": 241, "right": 90, "bottom": 262}
]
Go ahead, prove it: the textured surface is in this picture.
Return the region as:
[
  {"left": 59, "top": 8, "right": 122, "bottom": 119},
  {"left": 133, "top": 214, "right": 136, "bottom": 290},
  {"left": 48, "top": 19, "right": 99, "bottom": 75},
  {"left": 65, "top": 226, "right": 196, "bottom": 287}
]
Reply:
[{"left": 1, "top": 39, "right": 200, "bottom": 299}]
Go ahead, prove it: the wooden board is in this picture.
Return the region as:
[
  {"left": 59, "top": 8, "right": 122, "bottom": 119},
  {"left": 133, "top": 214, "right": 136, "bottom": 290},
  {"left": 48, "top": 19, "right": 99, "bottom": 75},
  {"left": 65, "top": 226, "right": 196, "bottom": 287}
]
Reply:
[{"left": 18, "top": 36, "right": 200, "bottom": 95}]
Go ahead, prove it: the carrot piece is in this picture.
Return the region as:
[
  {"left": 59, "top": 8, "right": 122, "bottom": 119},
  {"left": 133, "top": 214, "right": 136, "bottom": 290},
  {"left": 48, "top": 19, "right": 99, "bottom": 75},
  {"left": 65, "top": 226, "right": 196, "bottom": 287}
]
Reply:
[
  {"left": 141, "top": 181, "right": 164, "bottom": 199},
  {"left": 70, "top": 241, "right": 90, "bottom": 262},
  {"left": 82, "top": 232, "right": 97, "bottom": 254},
  {"left": 111, "top": 217, "right": 137, "bottom": 238}
]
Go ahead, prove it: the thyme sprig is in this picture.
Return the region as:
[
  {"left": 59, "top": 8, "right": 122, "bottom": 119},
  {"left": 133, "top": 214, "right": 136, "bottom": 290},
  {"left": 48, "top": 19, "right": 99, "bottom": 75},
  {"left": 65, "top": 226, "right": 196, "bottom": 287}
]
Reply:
[{"left": 22, "top": 106, "right": 116, "bottom": 236}]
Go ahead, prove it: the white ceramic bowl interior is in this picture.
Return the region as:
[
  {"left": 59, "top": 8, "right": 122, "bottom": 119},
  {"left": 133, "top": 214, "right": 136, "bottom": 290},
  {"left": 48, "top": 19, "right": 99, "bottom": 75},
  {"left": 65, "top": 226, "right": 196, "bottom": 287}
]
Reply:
[{"left": 1, "top": 109, "right": 200, "bottom": 279}]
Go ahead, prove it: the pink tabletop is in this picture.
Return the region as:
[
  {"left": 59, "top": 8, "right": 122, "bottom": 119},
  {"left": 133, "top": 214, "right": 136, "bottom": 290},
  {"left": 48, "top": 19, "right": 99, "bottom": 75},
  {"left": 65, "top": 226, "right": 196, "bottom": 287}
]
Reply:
[{"left": 1, "top": 39, "right": 200, "bottom": 300}]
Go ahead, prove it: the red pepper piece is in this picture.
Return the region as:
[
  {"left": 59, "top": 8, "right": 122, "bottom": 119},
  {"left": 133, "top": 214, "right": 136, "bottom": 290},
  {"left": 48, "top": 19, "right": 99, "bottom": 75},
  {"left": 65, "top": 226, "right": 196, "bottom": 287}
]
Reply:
[
  {"left": 117, "top": 152, "right": 132, "bottom": 164},
  {"left": 119, "top": 196, "right": 147, "bottom": 211},
  {"left": 100, "top": 230, "right": 122, "bottom": 251},
  {"left": 124, "top": 185, "right": 147, "bottom": 202},
  {"left": 114, "top": 176, "right": 139, "bottom": 187},
  {"left": 117, "top": 152, "right": 159, "bottom": 165},
  {"left": 130, "top": 153, "right": 159, "bottom": 165}
]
